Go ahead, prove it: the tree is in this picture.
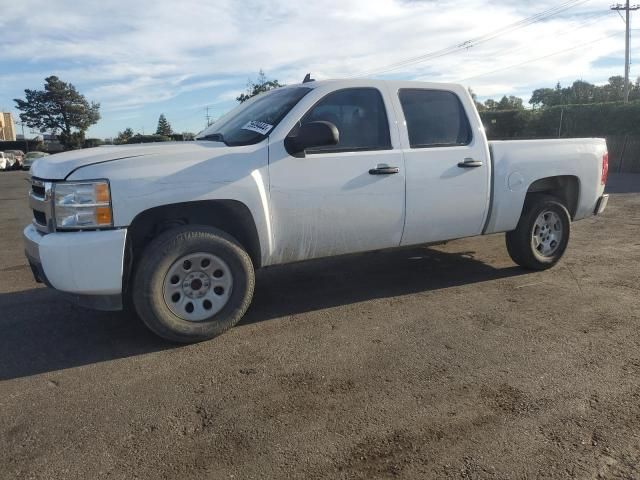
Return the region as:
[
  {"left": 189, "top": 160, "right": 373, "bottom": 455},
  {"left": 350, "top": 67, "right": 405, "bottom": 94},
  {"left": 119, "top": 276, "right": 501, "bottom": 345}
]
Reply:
[
  {"left": 236, "top": 69, "right": 283, "bottom": 103},
  {"left": 156, "top": 114, "right": 172, "bottom": 136},
  {"left": 529, "top": 76, "right": 640, "bottom": 107},
  {"left": 83, "top": 138, "right": 104, "bottom": 148},
  {"left": 483, "top": 99, "right": 499, "bottom": 110},
  {"left": 529, "top": 87, "right": 560, "bottom": 108},
  {"left": 14, "top": 76, "right": 100, "bottom": 150},
  {"left": 114, "top": 127, "right": 135, "bottom": 145},
  {"left": 468, "top": 88, "right": 485, "bottom": 112},
  {"left": 497, "top": 95, "right": 524, "bottom": 110}
]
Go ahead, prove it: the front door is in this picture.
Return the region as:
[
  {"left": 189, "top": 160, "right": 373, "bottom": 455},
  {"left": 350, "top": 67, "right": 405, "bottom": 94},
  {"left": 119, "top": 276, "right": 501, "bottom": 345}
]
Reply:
[{"left": 267, "top": 86, "right": 405, "bottom": 264}]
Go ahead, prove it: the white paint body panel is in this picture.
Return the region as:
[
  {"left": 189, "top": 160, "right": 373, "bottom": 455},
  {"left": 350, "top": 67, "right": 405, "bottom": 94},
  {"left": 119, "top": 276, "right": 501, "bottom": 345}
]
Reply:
[
  {"left": 485, "top": 138, "right": 607, "bottom": 233},
  {"left": 24, "top": 224, "right": 126, "bottom": 294},
  {"left": 26, "top": 78, "right": 608, "bottom": 299},
  {"left": 267, "top": 81, "right": 405, "bottom": 263},
  {"left": 65, "top": 141, "right": 274, "bottom": 266},
  {"left": 385, "top": 82, "right": 492, "bottom": 245}
]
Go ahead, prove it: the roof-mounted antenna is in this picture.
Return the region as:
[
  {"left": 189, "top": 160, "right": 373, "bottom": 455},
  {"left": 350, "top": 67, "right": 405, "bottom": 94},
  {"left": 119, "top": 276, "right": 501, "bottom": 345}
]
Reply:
[{"left": 303, "top": 73, "right": 315, "bottom": 83}]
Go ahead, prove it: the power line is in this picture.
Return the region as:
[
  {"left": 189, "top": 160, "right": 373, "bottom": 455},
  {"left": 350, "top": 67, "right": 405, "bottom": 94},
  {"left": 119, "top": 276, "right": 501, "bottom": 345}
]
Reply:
[
  {"left": 454, "top": 9, "right": 612, "bottom": 72},
  {"left": 457, "top": 30, "right": 622, "bottom": 83},
  {"left": 351, "top": 0, "right": 593, "bottom": 77},
  {"left": 611, "top": 1, "right": 640, "bottom": 103}
]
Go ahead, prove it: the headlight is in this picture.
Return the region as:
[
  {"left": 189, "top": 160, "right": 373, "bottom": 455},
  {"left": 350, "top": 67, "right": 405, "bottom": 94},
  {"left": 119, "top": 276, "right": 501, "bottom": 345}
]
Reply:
[{"left": 53, "top": 180, "right": 113, "bottom": 229}]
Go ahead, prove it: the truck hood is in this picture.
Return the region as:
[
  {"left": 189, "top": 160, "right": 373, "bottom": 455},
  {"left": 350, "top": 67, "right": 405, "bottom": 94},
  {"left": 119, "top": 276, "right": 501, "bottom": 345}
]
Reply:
[{"left": 31, "top": 142, "right": 228, "bottom": 180}]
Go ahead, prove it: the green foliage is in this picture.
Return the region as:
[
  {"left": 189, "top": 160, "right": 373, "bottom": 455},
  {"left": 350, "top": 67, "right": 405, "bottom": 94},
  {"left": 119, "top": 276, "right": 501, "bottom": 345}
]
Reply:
[
  {"left": 13, "top": 76, "right": 100, "bottom": 150},
  {"left": 480, "top": 110, "right": 530, "bottom": 138},
  {"left": 83, "top": 138, "right": 104, "bottom": 148},
  {"left": 114, "top": 127, "right": 135, "bottom": 145},
  {"left": 156, "top": 114, "right": 173, "bottom": 136},
  {"left": 498, "top": 96, "right": 524, "bottom": 110},
  {"left": 236, "top": 69, "right": 283, "bottom": 103},
  {"left": 480, "top": 101, "right": 640, "bottom": 139},
  {"left": 468, "top": 88, "right": 485, "bottom": 111},
  {"left": 482, "top": 96, "right": 524, "bottom": 111},
  {"left": 126, "top": 134, "right": 172, "bottom": 144},
  {"left": 529, "top": 76, "right": 640, "bottom": 107},
  {"left": 168, "top": 133, "right": 195, "bottom": 141}
]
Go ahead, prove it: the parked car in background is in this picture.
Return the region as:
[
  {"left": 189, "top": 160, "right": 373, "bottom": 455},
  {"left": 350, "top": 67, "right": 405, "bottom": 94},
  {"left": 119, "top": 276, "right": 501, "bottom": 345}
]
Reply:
[
  {"left": 1, "top": 152, "right": 17, "bottom": 170},
  {"left": 0, "top": 152, "right": 9, "bottom": 171},
  {"left": 5, "top": 150, "right": 25, "bottom": 169},
  {"left": 22, "top": 151, "right": 49, "bottom": 170}
]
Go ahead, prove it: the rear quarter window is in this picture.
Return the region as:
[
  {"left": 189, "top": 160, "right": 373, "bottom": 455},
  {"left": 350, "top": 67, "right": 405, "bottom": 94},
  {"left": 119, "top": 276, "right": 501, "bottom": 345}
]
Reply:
[{"left": 398, "top": 89, "right": 472, "bottom": 148}]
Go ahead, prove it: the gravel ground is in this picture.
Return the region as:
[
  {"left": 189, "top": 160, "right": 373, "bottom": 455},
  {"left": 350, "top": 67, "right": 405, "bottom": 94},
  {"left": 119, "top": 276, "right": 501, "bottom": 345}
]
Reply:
[{"left": 0, "top": 170, "right": 639, "bottom": 479}]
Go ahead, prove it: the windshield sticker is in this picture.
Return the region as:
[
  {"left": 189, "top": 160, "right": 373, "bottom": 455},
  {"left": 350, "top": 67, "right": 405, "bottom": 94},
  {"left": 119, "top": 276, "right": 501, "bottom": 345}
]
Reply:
[{"left": 241, "top": 121, "right": 273, "bottom": 135}]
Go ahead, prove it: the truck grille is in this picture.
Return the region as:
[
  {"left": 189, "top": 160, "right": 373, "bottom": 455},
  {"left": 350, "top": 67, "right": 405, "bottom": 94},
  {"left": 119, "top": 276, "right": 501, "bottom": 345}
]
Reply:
[
  {"left": 33, "top": 210, "right": 47, "bottom": 225},
  {"left": 32, "top": 182, "right": 46, "bottom": 197},
  {"left": 29, "top": 178, "right": 54, "bottom": 233}
]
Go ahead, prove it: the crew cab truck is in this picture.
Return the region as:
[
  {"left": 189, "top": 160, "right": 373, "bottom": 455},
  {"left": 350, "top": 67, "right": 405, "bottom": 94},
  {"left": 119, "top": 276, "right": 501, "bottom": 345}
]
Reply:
[{"left": 24, "top": 79, "right": 609, "bottom": 343}]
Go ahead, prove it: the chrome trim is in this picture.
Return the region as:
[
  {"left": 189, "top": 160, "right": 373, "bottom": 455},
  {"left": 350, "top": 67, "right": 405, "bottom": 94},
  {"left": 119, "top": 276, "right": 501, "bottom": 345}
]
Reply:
[
  {"left": 24, "top": 224, "right": 43, "bottom": 262},
  {"left": 29, "top": 178, "right": 54, "bottom": 234},
  {"left": 29, "top": 178, "right": 115, "bottom": 232},
  {"left": 56, "top": 202, "right": 110, "bottom": 208},
  {"left": 594, "top": 194, "right": 609, "bottom": 215}
]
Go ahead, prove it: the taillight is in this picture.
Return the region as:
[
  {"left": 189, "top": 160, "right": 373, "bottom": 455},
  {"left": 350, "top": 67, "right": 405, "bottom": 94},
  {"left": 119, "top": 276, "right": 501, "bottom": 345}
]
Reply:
[{"left": 601, "top": 152, "right": 609, "bottom": 186}]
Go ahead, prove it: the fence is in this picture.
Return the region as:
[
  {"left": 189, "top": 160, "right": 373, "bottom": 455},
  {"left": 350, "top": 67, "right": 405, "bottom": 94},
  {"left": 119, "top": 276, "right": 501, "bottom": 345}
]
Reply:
[{"left": 606, "top": 136, "right": 640, "bottom": 174}]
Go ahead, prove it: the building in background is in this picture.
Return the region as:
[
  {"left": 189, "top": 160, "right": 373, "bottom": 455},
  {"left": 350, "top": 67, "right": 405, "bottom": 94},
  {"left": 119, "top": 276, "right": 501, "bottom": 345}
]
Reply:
[{"left": 0, "top": 112, "right": 17, "bottom": 141}]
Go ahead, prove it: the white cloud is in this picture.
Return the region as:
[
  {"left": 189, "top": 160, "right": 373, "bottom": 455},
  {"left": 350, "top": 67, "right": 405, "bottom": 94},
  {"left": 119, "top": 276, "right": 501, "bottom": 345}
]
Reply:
[{"left": 1, "top": 0, "right": 636, "bottom": 135}]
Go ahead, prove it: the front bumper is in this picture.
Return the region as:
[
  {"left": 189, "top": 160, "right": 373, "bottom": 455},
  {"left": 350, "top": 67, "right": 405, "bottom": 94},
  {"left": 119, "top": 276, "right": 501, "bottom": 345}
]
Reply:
[{"left": 23, "top": 224, "right": 127, "bottom": 311}]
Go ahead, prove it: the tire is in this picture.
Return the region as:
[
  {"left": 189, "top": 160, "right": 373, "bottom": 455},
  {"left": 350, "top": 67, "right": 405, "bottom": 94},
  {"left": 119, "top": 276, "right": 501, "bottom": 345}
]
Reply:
[
  {"left": 505, "top": 195, "right": 571, "bottom": 270},
  {"left": 132, "top": 225, "right": 255, "bottom": 343}
]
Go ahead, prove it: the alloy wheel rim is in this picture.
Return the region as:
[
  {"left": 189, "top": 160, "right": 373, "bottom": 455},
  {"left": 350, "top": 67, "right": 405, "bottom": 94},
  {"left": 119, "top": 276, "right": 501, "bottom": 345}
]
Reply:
[
  {"left": 531, "top": 210, "right": 563, "bottom": 257},
  {"left": 162, "top": 252, "right": 233, "bottom": 321}
]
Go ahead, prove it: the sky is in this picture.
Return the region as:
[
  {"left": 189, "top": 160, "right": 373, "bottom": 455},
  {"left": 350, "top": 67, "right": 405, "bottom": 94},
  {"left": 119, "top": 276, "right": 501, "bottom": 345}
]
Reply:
[{"left": 0, "top": 0, "right": 637, "bottom": 139}]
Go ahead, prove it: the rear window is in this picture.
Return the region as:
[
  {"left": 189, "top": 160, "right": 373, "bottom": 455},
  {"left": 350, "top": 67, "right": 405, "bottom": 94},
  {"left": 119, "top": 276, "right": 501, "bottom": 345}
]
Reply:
[{"left": 398, "top": 89, "right": 472, "bottom": 148}]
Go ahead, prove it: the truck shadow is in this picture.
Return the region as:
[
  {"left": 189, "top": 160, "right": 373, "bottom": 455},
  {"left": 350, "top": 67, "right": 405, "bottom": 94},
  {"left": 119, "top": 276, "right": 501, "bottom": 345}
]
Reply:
[
  {"left": 242, "top": 246, "right": 525, "bottom": 325},
  {"left": 0, "top": 247, "right": 526, "bottom": 381}
]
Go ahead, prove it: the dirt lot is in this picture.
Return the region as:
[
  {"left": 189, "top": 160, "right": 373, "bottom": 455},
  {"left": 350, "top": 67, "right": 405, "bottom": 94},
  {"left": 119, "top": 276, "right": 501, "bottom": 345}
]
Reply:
[{"left": 0, "top": 171, "right": 639, "bottom": 479}]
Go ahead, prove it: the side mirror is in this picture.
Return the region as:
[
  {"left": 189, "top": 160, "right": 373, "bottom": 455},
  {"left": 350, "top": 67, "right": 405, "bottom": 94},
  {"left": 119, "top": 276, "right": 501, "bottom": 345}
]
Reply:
[{"left": 285, "top": 121, "right": 339, "bottom": 156}]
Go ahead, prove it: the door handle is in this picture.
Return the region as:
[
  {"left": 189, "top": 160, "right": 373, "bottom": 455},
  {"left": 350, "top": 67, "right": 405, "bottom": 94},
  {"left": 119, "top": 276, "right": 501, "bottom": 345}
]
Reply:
[
  {"left": 458, "top": 158, "right": 483, "bottom": 168},
  {"left": 369, "top": 164, "right": 400, "bottom": 175}
]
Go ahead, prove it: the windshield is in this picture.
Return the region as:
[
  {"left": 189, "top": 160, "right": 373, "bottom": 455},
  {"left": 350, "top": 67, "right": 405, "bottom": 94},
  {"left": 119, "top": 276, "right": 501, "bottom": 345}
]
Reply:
[{"left": 197, "top": 87, "right": 311, "bottom": 146}]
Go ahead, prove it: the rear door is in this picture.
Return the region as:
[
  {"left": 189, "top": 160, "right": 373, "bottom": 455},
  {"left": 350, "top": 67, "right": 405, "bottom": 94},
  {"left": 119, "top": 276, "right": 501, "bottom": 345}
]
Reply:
[
  {"left": 267, "top": 86, "right": 406, "bottom": 264},
  {"left": 392, "top": 87, "right": 491, "bottom": 245}
]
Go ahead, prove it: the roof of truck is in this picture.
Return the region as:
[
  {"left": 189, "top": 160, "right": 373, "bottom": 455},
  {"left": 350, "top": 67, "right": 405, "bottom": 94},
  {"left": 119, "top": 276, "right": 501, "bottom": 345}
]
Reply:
[{"left": 285, "top": 78, "right": 464, "bottom": 91}]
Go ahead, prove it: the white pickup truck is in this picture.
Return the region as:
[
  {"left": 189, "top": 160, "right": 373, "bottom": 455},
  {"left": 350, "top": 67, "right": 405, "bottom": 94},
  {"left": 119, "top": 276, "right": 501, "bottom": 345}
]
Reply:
[{"left": 24, "top": 79, "right": 609, "bottom": 342}]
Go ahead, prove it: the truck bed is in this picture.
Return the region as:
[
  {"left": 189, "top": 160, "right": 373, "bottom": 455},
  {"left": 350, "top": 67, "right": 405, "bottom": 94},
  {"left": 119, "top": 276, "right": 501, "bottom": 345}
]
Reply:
[{"left": 484, "top": 138, "right": 607, "bottom": 234}]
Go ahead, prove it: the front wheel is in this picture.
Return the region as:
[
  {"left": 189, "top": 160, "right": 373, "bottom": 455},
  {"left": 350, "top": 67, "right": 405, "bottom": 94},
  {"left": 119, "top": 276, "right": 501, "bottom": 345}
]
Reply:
[
  {"left": 132, "top": 225, "right": 255, "bottom": 343},
  {"left": 505, "top": 195, "right": 571, "bottom": 270}
]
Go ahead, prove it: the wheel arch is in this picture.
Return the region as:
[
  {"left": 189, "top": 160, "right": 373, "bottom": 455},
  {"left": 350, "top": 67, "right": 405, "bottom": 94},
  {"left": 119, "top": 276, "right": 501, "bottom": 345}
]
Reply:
[
  {"left": 123, "top": 199, "right": 262, "bottom": 294},
  {"left": 524, "top": 175, "right": 580, "bottom": 219}
]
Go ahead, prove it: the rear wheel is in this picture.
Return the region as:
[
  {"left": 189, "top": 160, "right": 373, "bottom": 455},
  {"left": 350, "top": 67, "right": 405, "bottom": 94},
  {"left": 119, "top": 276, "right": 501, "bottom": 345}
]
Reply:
[
  {"left": 133, "top": 225, "right": 254, "bottom": 343},
  {"left": 505, "top": 195, "right": 571, "bottom": 270}
]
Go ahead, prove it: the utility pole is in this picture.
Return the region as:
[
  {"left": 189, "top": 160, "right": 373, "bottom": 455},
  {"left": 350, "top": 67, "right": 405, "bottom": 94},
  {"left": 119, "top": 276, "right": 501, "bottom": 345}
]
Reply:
[
  {"left": 15, "top": 121, "right": 29, "bottom": 153},
  {"left": 611, "top": 1, "right": 640, "bottom": 103},
  {"left": 205, "top": 106, "right": 212, "bottom": 127}
]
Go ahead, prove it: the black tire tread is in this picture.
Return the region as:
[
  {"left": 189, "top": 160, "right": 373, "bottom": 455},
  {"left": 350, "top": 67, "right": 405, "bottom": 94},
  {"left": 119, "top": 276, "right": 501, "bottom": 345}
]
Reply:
[
  {"left": 505, "top": 194, "right": 571, "bottom": 271},
  {"left": 132, "top": 225, "right": 254, "bottom": 343}
]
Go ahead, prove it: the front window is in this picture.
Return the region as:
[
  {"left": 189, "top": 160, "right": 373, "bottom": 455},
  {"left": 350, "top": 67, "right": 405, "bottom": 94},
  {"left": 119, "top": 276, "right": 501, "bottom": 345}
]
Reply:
[
  {"left": 197, "top": 87, "right": 311, "bottom": 146},
  {"left": 296, "top": 88, "right": 392, "bottom": 154}
]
